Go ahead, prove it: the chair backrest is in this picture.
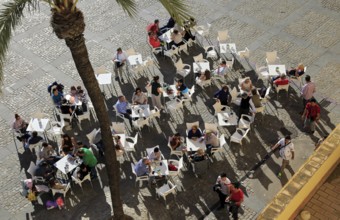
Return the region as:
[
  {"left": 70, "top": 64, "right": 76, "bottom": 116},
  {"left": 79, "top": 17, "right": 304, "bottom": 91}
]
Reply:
[
  {"left": 204, "top": 123, "right": 218, "bottom": 134},
  {"left": 86, "top": 128, "right": 98, "bottom": 145},
  {"left": 146, "top": 145, "right": 159, "bottom": 157},
  {"left": 189, "top": 86, "right": 195, "bottom": 97},
  {"left": 145, "top": 85, "right": 152, "bottom": 98},
  {"left": 111, "top": 122, "right": 125, "bottom": 134},
  {"left": 219, "top": 134, "right": 226, "bottom": 147},
  {"left": 239, "top": 47, "right": 250, "bottom": 58},
  {"left": 193, "top": 53, "right": 204, "bottom": 62},
  {"left": 27, "top": 161, "right": 36, "bottom": 176},
  {"left": 230, "top": 87, "right": 238, "bottom": 101},
  {"left": 175, "top": 58, "right": 184, "bottom": 70},
  {"left": 304, "top": 66, "right": 307, "bottom": 73},
  {"left": 218, "top": 30, "right": 229, "bottom": 42},
  {"left": 277, "top": 84, "right": 289, "bottom": 91},
  {"left": 95, "top": 66, "right": 107, "bottom": 74},
  {"left": 186, "top": 121, "right": 199, "bottom": 131},
  {"left": 213, "top": 102, "right": 222, "bottom": 114},
  {"left": 178, "top": 157, "right": 184, "bottom": 170},
  {"left": 150, "top": 107, "right": 161, "bottom": 119},
  {"left": 131, "top": 163, "right": 137, "bottom": 176},
  {"left": 264, "top": 86, "right": 271, "bottom": 98},
  {"left": 226, "top": 57, "right": 234, "bottom": 68},
  {"left": 239, "top": 128, "right": 250, "bottom": 138},
  {"left": 131, "top": 133, "right": 138, "bottom": 144},
  {"left": 178, "top": 44, "right": 188, "bottom": 53},
  {"left": 266, "top": 51, "right": 277, "bottom": 64},
  {"left": 126, "top": 48, "right": 136, "bottom": 56},
  {"left": 136, "top": 118, "right": 150, "bottom": 127}
]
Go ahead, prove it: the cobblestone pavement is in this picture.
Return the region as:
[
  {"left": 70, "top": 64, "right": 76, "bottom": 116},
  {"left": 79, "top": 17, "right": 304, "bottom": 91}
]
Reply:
[{"left": 0, "top": 0, "right": 339, "bottom": 219}]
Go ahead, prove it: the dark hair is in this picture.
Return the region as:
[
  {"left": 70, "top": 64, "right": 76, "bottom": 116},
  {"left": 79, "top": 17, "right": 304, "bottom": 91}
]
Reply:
[
  {"left": 118, "top": 95, "right": 124, "bottom": 100},
  {"left": 233, "top": 182, "right": 241, "bottom": 189},
  {"left": 117, "top": 47, "right": 122, "bottom": 52},
  {"left": 70, "top": 86, "right": 76, "bottom": 91},
  {"left": 222, "top": 85, "right": 229, "bottom": 91},
  {"left": 178, "top": 79, "right": 183, "bottom": 84},
  {"left": 42, "top": 142, "right": 48, "bottom": 147},
  {"left": 153, "top": 76, "right": 159, "bottom": 81},
  {"left": 77, "top": 141, "right": 83, "bottom": 145},
  {"left": 251, "top": 88, "right": 257, "bottom": 96},
  {"left": 78, "top": 89, "right": 84, "bottom": 94},
  {"left": 154, "top": 19, "right": 159, "bottom": 23},
  {"left": 148, "top": 31, "right": 153, "bottom": 36},
  {"left": 52, "top": 88, "right": 58, "bottom": 93},
  {"left": 174, "top": 132, "right": 181, "bottom": 137},
  {"left": 310, "top": 98, "right": 317, "bottom": 103},
  {"left": 63, "top": 134, "right": 70, "bottom": 139},
  {"left": 220, "top": 172, "right": 227, "bottom": 178},
  {"left": 285, "top": 135, "right": 291, "bottom": 140},
  {"left": 77, "top": 86, "right": 82, "bottom": 90},
  {"left": 135, "top": 88, "right": 141, "bottom": 94},
  {"left": 173, "top": 29, "right": 179, "bottom": 34},
  {"left": 154, "top": 147, "right": 159, "bottom": 153},
  {"left": 221, "top": 61, "right": 226, "bottom": 65},
  {"left": 62, "top": 98, "right": 68, "bottom": 104},
  {"left": 15, "top": 114, "right": 20, "bottom": 119},
  {"left": 305, "top": 75, "right": 311, "bottom": 82},
  {"left": 32, "top": 131, "right": 38, "bottom": 137}
]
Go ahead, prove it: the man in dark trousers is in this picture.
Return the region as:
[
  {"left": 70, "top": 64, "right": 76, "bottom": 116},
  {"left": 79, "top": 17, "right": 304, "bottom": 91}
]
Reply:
[{"left": 238, "top": 92, "right": 255, "bottom": 120}]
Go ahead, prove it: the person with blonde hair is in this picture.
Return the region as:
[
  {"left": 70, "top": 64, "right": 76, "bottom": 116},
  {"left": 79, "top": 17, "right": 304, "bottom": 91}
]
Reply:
[{"left": 287, "top": 63, "right": 305, "bottom": 77}]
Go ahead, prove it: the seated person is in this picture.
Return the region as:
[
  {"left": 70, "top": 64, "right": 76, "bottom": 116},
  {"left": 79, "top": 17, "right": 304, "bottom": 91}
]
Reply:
[
  {"left": 251, "top": 88, "right": 262, "bottom": 108},
  {"left": 170, "top": 133, "right": 186, "bottom": 151},
  {"left": 34, "top": 160, "right": 55, "bottom": 181},
  {"left": 188, "top": 125, "right": 202, "bottom": 140},
  {"left": 25, "top": 131, "right": 43, "bottom": 149},
  {"left": 214, "top": 85, "right": 231, "bottom": 106},
  {"left": 214, "top": 61, "right": 227, "bottom": 76},
  {"left": 147, "top": 19, "right": 160, "bottom": 35},
  {"left": 132, "top": 88, "right": 148, "bottom": 105},
  {"left": 189, "top": 148, "right": 207, "bottom": 162},
  {"left": 239, "top": 77, "right": 253, "bottom": 93},
  {"left": 60, "top": 98, "right": 75, "bottom": 115},
  {"left": 287, "top": 63, "right": 304, "bottom": 77},
  {"left": 168, "top": 160, "right": 178, "bottom": 171},
  {"left": 60, "top": 134, "right": 75, "bottom": 155},
  {"left": 134, "top": 158, "right": 151, "bottom": 176},
  {"left": 149, "top": 147, "right": 162, "bottom": 161},
  {"left": 113, "top": 135, "right": 125, "bottom": 156},
  {"left": 170, "top": 29, "right": 184, "bottom": 47},
  {"left": 115, "top": 95, "right": 133, "bottom": 127},
  {"left": 70, "top": 86, "right": 77, "bottom": 97},
  {"left": 77, "top": 89, "right": 88, "bottom": 112},
  {"left": 148, "top": 32, "right": 162, "bottom": 48},
  {"left": 73, "top": 163, "right": 90, "bottom": 180},
  {"left": 40, "top": 142, "right": 55, "bottom": 159},
  {"left": 273, "top": 74, "right": 289, "bottom": 86},
  {"left": 51, "top": 88, "right": 63, "bottom": 106},
  {"left": 176, "top": 79, "right": 190, "bottom": 98},
  {"left": 12, "top": 113, "right": 29, "bottom": 142},
  {"left": 203, "top": 130, "right": 219, "bottom": 155},
  {"left": 196, "top": 70, "right": 211, "bottom": 84}
]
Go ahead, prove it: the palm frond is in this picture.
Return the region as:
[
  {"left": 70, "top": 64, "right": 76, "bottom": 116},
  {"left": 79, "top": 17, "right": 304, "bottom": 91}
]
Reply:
[
  {"left": 158, "top": 0, "right": 192, "bottom": 26},
  {"left": 0, "top": 0, "right": 38, "bottom": 88},
  {"left": 115, "top": 0, "right": 137, "bottom": 17}
]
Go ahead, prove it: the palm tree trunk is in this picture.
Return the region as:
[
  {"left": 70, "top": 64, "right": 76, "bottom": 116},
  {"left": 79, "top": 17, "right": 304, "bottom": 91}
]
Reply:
[{"left": 65, "top": 35, "right": 125, "bottom": 219}]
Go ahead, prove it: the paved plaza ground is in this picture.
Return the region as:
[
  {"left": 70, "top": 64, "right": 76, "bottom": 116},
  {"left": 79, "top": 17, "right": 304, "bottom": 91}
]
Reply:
[{"left": 0, "top": 0, "right": 339, "bottom": 219}]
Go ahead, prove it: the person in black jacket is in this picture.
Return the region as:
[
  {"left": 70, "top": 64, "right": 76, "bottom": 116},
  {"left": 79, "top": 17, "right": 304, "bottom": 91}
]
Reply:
[
  {"left": 238, "top": 92, "right": 255, "bottom": 120},
  {"left": 214, "top": 85, "right": 231, "bottom": 106}
]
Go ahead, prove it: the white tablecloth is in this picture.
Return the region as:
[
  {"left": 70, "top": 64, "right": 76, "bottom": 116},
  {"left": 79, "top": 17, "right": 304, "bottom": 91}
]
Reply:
[
  {"left": 159, "top": 29, "right": 173, "bottom": 43},
  {"left": 128, "top": 54, "right": 143, "bottom": 66},
  {"left": 193, "top": 62, "right": 210, "bottom": 73},
  {"left": 54, "top": 155, "right": 82, "bottom": 175},
  {"left": 131, "top": 104, "right": 151, "bottom": 118},
  {"left": 150, "top": 160, "right": 169, "bottom": 176},
  {"left": 217, "top": 112, "right": 238, "bottom": 126},
  {"left": 268, "top": 65, "right": 286, "bottom": 77},
  {"left": 26, "top": 118, "right": 50, "bottom": 132},
  {"left": 65, "top": 94, "right": 82, "bottom": 106},
  {"left": 96, "top": 73, "right": 112, "bottom": 85},
  {"left": 162, "top": 85, "right": 177, "bottom": 99},
  {"left": 186, "top": 137, "right": 206, "bottom": 151},
  {"left": 220, "top": 43, "right": 237, "bottom": 54}
]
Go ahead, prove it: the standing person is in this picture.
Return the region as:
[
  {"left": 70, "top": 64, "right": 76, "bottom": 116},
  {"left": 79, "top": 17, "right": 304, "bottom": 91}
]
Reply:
[
  {"left": 238, "top": 93, "right": 255, "bottom": 120},
  {"left": 302, "top": 98, "right": 320, "bottom": 134},
  {"left": 271, "top": 135, "right": 295, "bottom": 178},
  {"left": 76, "top": 148, "right": 98, "bottom": 179},
  {"left": 301, "top": 75, "right": 316, "bottom": 110},
  {"left": 214, "top": 85, "right": 231, "bottom": 106},
  {"left": 214, "top": 173, "right": 231, "bottom": 209},
  {"left": 150, "top": 76, "right": 164, "bottom": 109},
  {"left": 112, "top": 48, "right": 128, "bottom": 83},
  {"left": 227, "top": 182, "right": 244, "bottom": 220}
]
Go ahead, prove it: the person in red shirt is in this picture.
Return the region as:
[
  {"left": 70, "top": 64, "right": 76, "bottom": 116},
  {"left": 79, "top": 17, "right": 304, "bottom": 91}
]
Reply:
[
  {"left": 227, "top": 182, "right": 244, "bottom": 220},
  {"left": 273, "top": 74, "right": 289, "bottom": 86},
  {"left": 146, "top": 19, "right": 160, "bottom": 35},
  {"left": 148, "top": 32, "right": 161, "bottom": 48},
  {"left": 302, "top": 98, "right": 320, "bottom": 134}
]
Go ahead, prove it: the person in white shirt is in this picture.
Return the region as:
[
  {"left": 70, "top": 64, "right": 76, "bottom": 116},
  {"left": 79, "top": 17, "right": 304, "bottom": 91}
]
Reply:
[
  {"left": 113, "top": 48, "right": 128, "bottom": 83},
  {"left": 271, "top": 135, "right": 295, "bottom": 178},
  {"left": 214, "top": 61, "right": 227, "bottom": 76},
  {"left": 215, "top": 173, "right": 231, "bottom": 209},
  {"left": 148, "top": 147, "right": 162, "bottom": 161},
  {"left": 301, "top": 75, "right": 316, "bottom": 109}
]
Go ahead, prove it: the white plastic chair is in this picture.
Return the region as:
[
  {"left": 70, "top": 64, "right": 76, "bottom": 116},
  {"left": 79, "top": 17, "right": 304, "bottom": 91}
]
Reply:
[
  {"left": 156, "top": 181, "right": 177, "bottom": 205},
  {"left": 27, "top": 161, "right": 37, "bottom": 177},
  {"left": 238, "top": 114, "right": 253, "bottom": 129},
  {"left": 175, "top": 58, "right": 191, "bottom": 81},
  {"left": 166, "top": 98, "right": 183, "bottom": 113},
  {"left": 266, "top": 51, "right": 280, "bottom": 65},
  {"left": 230, "top": 128, "right": 250, "bottom": 145},
  {"left": 186, "top": 121, "right": 200, "bottom": 133},
  {"left": 238, "top": 47, "right": 250, "bottom": 60},
  {"left": 149, "top": 106, "right": 161, "bottom": 126},
  {"left": 51, "top": 182, "right": 71, "bottom": 197},
  {"left": 196, "top": 78, "right": 212, "bottom": 88},
  {"left": 226, "top": 58, "right": 234, "bottom": 71},
  {"left": 217, "top": 30, "right": 230, "bottom": 44},
  {"left": 256, "top": 65, "right": 270, "bottom": 83},
  {"left": 290, "top": 66, "right": 306, "bottom": 89},
  {"left": 181, "top": 86, "right": 195, "bottom": 103},
  {"left": 213, "top": 101, "right": 230, "bottom": 116},
  {"left": 230, "top": 87, "right": 241, "bottom": 106},
  {"left": 211, "top": 134, "right": 227, "bottom": 158},
  {"left": 168, "top": 157, "right": 184, "bottom": 178},
  {"left": 47, "top": 119, "right": 65, "bottom": 140},
  {"left": 87, "top": 100, "right": 97, "bottom": 122},
  {"left": 193, "top": 53, "right": 208, "bottom": 63},
  {"left": 178, "top": 44, "right": 189, "bottom": 55},
  {"left": 86, "top": 128, "right": 98, "bottom": 145},
  {"left": 76, "top": 110, "right": 91, "bottom": 129},
  {"left": 111, "top": 122, "right": 125, "bottom": 134},
  {"left": 275, "top": 84, "right": 289, "bottom": 99},
  {"left": 167, "top": 136, "right": 184, "bottom": 158},
  {"left": 131, "top": 163, "right": 149, "bottom": 187},
  {"left": 133, "top": 118, "right": 151, "bottom": 133},
  {"left": 125, "top": 133, "right": 138, "bottom": 153},
  {"left": 72, "top": 171, "right": 93, "bottom": 192},
  {"left": 205, "top": 46, "right": 218, "bottom": 60},
  {"left": 204, "top": 122, "right": 219, "bottom": 135}
]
